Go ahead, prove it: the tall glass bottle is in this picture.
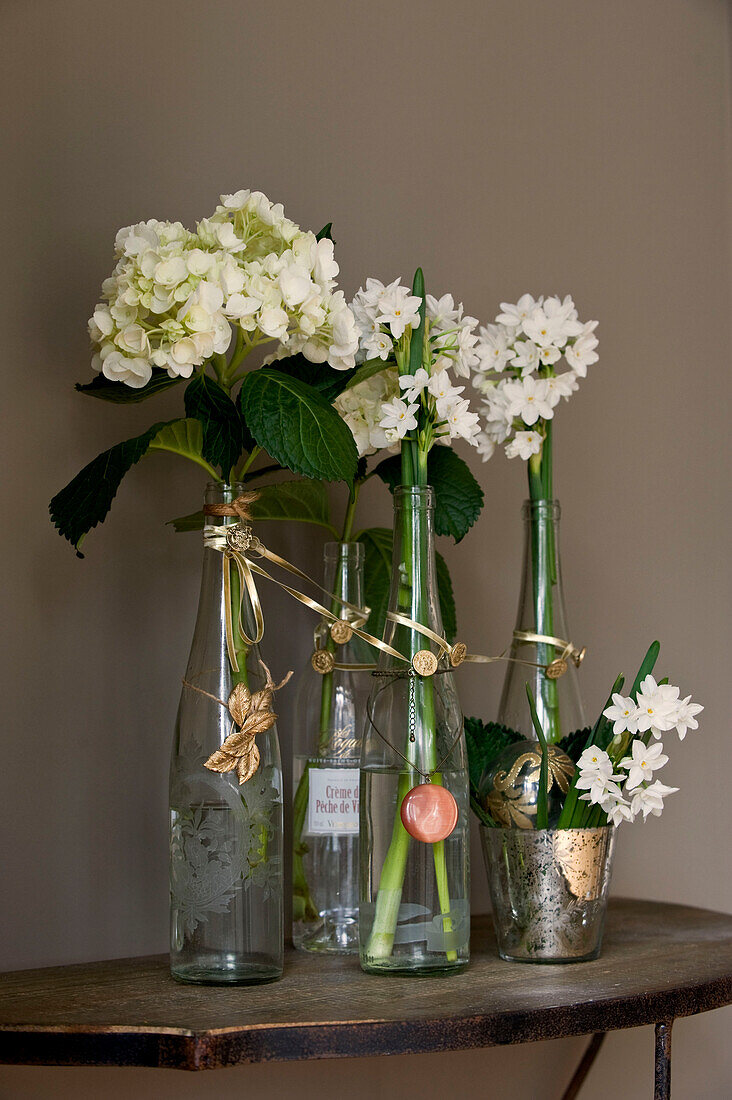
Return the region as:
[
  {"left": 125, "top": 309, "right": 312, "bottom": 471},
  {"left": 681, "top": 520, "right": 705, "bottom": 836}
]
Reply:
[
  {"left": 360, "top": 487, "right": 470, "bottom": 975},
  {"left": 169, "top": 482, "right": 284, "bottom": 984},
  {"left": 498, "top": 500, "right": 585, "bottom": 743},
  {"left": 292, "top": 542, "right": 370, "bottom": 954}
]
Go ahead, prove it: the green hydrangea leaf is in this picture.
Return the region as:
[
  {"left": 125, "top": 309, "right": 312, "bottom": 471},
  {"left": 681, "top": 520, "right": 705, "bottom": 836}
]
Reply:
[
  {"left": 375, "top": 447, "right": 484, "bottom": 542},
  {"left": 248, "top": 480, "right": 336, "bottom": 532},
  {"left": 75, "top": 369, "right": 184, "bottom": 403},
  {"left": 184, "top": 373, "right": 245, "bottom": 476},
  {"left": 268, "top": 355, "right": 352, "bottom": 404},
  {"left": 239, "top": 369, "right": 358, "bottom": 485},
  {"left": 49, "top": 420, "right": 174, "bottom": 555},
  {"left": 357, "top": 527, "right": 457, "bottom": 645},
  {"left": 435, "top": 551, "right": 457, "bottom": 643}
]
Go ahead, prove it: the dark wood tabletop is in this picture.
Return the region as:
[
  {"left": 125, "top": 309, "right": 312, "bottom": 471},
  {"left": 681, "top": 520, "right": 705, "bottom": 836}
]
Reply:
[{"left": 1, "top": 899, "right": 731, "bottom": 1072}]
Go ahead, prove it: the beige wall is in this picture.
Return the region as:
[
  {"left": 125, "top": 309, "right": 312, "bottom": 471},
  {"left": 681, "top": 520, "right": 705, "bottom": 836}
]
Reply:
[{"left": 1, "top": 0, "right": 731, "bottom": 1095}]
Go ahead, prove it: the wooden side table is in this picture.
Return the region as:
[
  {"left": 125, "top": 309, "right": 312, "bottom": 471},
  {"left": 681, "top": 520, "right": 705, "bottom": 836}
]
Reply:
[{"left": 2, "top": 899, "right": 731, "bottom": 1098}]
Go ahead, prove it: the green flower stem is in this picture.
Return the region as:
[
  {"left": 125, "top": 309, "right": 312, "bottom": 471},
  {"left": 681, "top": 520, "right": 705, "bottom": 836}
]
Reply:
[
  {"left": 367, "top": 306, "right": 456, "bottom": 961},
  {"left": 292, "top": 765, "right": 318, "bottom": 923},
  {"left": 226, "top": 556, "right": 250, "bottom": 690},
  {"left": 235, "top": 446, "right": 261, "bottom": 482},
  {"left": 528, "top": 426, "right": 560, "bottom": 742}
]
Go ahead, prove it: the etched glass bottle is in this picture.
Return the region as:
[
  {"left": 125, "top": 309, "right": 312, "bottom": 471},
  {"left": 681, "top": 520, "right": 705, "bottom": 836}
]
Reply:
[
  {"left": 292, "top": 542, "right": 370, "bottom": 954},
  {"left": 359, "top": 487, "right": 470, "bottom": 975},
  {"left": 498, "top": 500, "right": 585, "bottom": 743},
  {"left": 169, "top": 482, "right": 283, "bottom": 984}
]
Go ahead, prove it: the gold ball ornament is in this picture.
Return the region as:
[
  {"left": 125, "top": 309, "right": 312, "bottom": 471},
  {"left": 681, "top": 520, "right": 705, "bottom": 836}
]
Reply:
[
  {"left": 330, "top": 619, "right": 353, "bottom": 645},
  {"left": 412, "top": 650, "right": 438, "bottom": 677},
  {"left": 311, "top": 649, "right": 335, "bottom": 675}
]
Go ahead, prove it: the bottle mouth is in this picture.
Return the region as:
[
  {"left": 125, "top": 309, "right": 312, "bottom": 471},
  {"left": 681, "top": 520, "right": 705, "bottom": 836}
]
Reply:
[
  {"left": 522, "top": 499, "right": 560, "bottom": 519},
  {"left": 324, "top": 541, "right": 365, "bottom": 562},
  {"left": 394, "top": 485, "right": 435, "bottom": 506}
]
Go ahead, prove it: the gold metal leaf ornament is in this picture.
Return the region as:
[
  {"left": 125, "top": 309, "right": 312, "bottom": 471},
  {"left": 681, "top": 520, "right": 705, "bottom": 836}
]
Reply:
[
  {"left": 227, "top": 683, "right": 252, "bottom": 727},
  {"left": 202, "top": 661, "right": 291, "bottom": 785}
]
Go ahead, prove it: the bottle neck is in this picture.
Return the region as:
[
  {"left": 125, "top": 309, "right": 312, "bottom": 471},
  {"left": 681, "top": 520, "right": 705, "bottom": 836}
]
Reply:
[
  {"left": 190, "top": 482, "right": 259, "bottom": 684},
  {"left": 515, "top": 498, "right": 568, "bottom": 637},
  {"left": 385, "top": 486, "right": 443, "bottom": 658},
  {"left": 322, "top": 542, "right": 365, "bottom": 611}
]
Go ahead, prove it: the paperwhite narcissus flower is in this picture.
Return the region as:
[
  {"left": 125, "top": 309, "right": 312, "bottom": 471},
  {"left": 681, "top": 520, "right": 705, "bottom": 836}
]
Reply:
[
  {"left": 674, "top": 696, "right": 704, "bottom": 740},
  {"left": 399, "top": 368, "right": 430, "bottom": 403},
  {"left": 439, "top": 396, "right": 481, "bottom": 442},
  {"left": 564, "top": 330, "right": 599, "bottom": 376},
  {"left": 635, "top": 675, "right": 679, "bottom": 737},
  {"left": 471, "top": 293, "right": 598, "bottom": 461},
  {"left": 503, "top": 376, "right": 554, "bottom": 425},
  {"left": 377, "top": 286, "right": 422, "bottom": 339},
  {"left": 604, "top": 798, "right": 635, "bottom": 826},
  {"left": 511, "top": 340, "right": 541, "bottom": 375},
  {"left": 379, "top": 397, "right": 419, "bottom": 438},
  {"left": 577, "top": 746, "right": 615, "bottom": 778},
  {"left": 603, "top": 693, "right": 640, "bottom": 736},
  {"left": 620, "top": 739, "right": 669, "bottom": 791},
  {"left": 495, "top": 294, "right": 542, "bottom": 330},
  {"left": 577, "top": 772, "right": 625, "bottom": 805},
  {"left": 505, "top": 430, "right": 543, "bottom": 460},
  {"left": 630, "top": 780, "right": 679, "bottom": 821},
  {"left": 475, "top": 433, "right": 496, "bottom": 462}
]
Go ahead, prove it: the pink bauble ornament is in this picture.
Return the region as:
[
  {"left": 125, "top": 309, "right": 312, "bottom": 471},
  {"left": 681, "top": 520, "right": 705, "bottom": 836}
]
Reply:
[{"left": 400, "top": 783, "right": 458, "bottom": 843}]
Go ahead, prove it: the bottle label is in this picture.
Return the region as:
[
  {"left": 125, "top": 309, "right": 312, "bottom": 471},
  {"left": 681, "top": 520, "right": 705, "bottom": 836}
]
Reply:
[{"left": 306, "top": 768, "right": 360, "bottom": 836}]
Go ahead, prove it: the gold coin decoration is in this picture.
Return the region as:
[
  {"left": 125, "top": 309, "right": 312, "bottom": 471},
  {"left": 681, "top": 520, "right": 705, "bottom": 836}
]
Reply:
[
  {"left": 330, "top": 619, "right": 353, "bottom": 645},
  {"left": 225, "top": 524, "right": 253, "bottom": 552},
  {"left": 412, "top": 650, "right": 438, "bottom": 677},
  {"left": 546, "top": 658, "right": 568, "bottom": 679},
  {"left": 573, "top": 646, "right": 587, "bottom": 668},
  {"left": 450, "top": 642, "right": 467, "bottom": 667},
  {"left": 311, "top": 649, "right": 335, "bottom": 674}
]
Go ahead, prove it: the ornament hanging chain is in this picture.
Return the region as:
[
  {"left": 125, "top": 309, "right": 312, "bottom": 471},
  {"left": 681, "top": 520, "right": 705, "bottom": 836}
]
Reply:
[{"left": 365, "top": 672, "right": 464, "bottom": 783}]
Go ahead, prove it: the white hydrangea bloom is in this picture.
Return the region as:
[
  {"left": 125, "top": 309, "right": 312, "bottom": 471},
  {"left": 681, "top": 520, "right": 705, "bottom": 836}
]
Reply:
[
  {"left": 86, "top": 193, "right": 359, "bottom": 389},
  {"left": 334, "top": 368, "right": 401, "bottom": 457},
  {"left": 472, "top": 293, "right": 598, "bottom": 460}
]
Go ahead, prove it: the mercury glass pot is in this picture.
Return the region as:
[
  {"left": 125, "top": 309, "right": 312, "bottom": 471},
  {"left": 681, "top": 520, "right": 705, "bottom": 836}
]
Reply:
[{"left": 169, "top": 482, "right": 284, "bottom": 985}]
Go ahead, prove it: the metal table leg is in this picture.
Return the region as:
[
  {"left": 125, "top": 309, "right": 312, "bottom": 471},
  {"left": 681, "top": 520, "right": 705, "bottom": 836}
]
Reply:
[
  {"left": 560, "top": 1032, "right": 606, "bottom": 1100},
  {"left": 654, "top": 1020, "right": 673, "bottom": 1100}
]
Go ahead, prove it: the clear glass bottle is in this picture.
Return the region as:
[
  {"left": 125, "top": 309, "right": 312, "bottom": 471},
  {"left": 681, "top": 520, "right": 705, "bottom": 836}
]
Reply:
[
  {"left": 169, "top": 482, "right": 284, "bottom": 984},
  {"left": 359, "top": 486, "right": 470, "bottom": 975},
  {"left": 498, "top": 500, "right": 585, "bottom": 743},
  {"left": 292, "top": 542, "right": 370, "bottom": 954}
]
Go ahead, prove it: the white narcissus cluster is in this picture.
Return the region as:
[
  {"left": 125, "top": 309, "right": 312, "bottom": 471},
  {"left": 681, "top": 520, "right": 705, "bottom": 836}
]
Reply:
[
  {"left": 472, "top": 293, "right": 598, "bottom": 461},
  {"left": 87, "top": 190, "right": 359, "bottom": 389},
  {"left": 336, "top": 279, "right": 482, "bottom": 456},
  {"left": 573, "top": 676, "right": 703, "bottom": 826}
]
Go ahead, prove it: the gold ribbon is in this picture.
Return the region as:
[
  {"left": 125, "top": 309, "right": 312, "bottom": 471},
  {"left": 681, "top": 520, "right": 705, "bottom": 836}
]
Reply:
[
  {"left": 203, "top": 507, "right": 586, "bottom": 681},
  {"left": 512, "top": 630, "right": 586, "bottom": 672}
]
